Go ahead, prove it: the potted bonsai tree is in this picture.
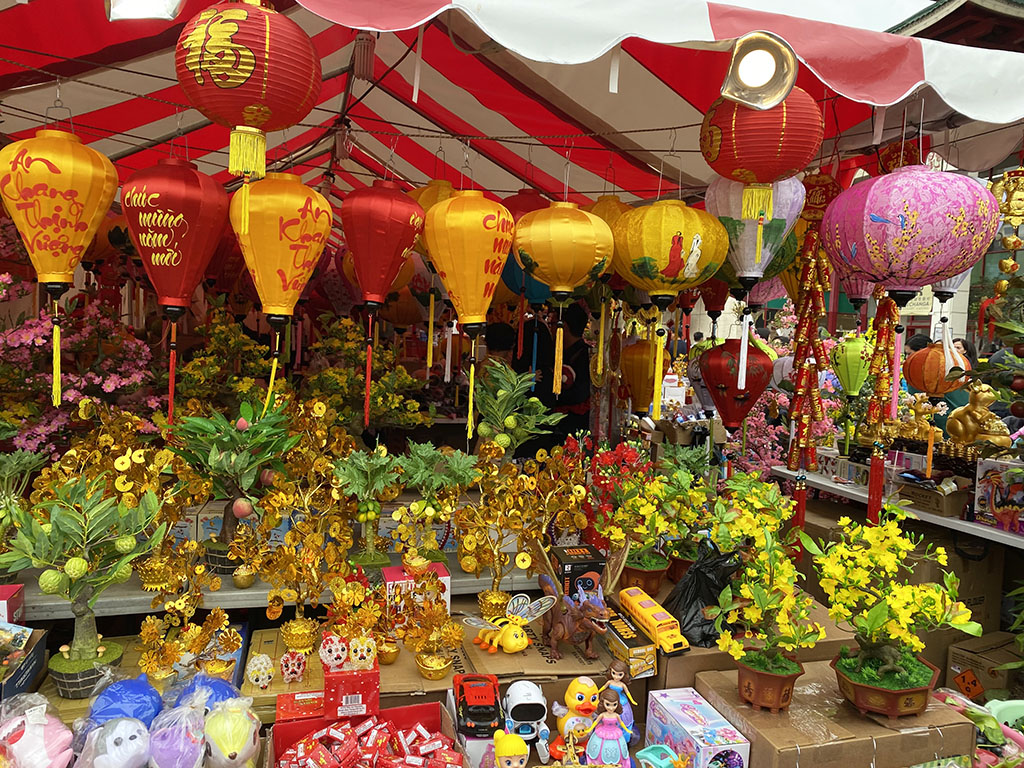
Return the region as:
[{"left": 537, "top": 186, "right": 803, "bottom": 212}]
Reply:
[
  {"left": 474, "top": 360, "right": 564, "bottom": 454},
  {"left": 169, "top": 400, "right": 298, "bottom": 574},
  {"left": 610, "top": 475, "right": 672, "bottom": 595},
  {"left": 800, "top": 503, "right": 982, "bottom": 717},
  {"left": 0, "top": 450, "right": 46, "bottom": 585},
  {"left": 393, "top": 568, "right": 463, "bottom": 680},
  {"left": 334, "top": 446, "right": 401, "bottom": 569},
  {"left": 706, "top": 524, "right": 824, "bottom": 713},
  {"left": 0, "top": 475, "right": 164, "bottom": 698}
]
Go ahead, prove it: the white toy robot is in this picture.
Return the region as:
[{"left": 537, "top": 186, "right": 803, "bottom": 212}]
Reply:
[{"left": 503, "top": 680, "right": 550, "bottom": 764}]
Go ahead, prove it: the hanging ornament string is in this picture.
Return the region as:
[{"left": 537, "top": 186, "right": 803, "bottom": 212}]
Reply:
[
  {"left": 737, "top": 306, "right": 752, "bottom": 390},
  {"left": 597, "top": 295, "right": 607, "bottom": 375},
  {"left": 466, "top": 338, "right": 476, "bottom": 439},
  {"left": 262, "top": 330, "right": 281, "bottom": 418},
  {"left": 531, "top": 321, "right": 539, "bottom": 392},
  {"left": 517, "top": 270, "right": 527, "bottom": 358},
  {"left": 426, "top": 286, "right": 436, "bottom": 377},
  {"left": 890, "top": 315, "right": 904, "bottom": 420},
  {"left": 444, "top": 319, "right": 454, "bottom": 383},
  {"left": 50, "top": 298, "right": 61, "bottom": 407},
  {"left": 168, "top": 320, "right": 178, "bottom": 425}
]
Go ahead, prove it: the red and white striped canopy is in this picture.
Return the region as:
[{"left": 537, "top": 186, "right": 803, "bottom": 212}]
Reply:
[{"left": 1, "top": 0, "right": 1022, "bottom": 223}]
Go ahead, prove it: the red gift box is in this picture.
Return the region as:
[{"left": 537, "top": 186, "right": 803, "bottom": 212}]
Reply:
[
  {"left": 324, "top": 663, "right": 381, "bottom": 719},
  {"left": 278, "top": 691, "right": 327, "bottom": 723}
]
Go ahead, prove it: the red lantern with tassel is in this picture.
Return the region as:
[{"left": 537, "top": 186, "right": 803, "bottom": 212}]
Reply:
[
  {"left": 698, "top": 339, "right": 772, "bottom": 429},
  {"left": 340, "top": 180, "right": 424, "bottom": 426},
  {"left": 122, "top": 158, "right": 229, "bottom": 423},
  {"left": 698, "top": 277, "right": 730, "bottom": 334},
  {"left": 175, "top": 0, "right": 322, "bottom": 178}
]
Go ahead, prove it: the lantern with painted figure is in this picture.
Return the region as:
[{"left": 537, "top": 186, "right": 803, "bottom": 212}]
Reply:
[{"left": 0, "top": 129, "right": 118, "bottom": 406}]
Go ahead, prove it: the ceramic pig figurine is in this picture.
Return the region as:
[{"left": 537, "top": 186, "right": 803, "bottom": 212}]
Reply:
[
  {"left": 318, "top": 632, "right": 348, "bottom": 673},
  {"left": 244, "top": 653, "right": 274, "bottom": 690}
]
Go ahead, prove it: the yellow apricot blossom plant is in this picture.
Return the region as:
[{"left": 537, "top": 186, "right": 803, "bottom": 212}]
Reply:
[{"left": 799, "top": 503, "right": 982, "bottom": 688}]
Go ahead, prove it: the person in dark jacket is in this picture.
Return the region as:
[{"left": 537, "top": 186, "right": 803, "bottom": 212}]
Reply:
[{"left": 553, "top": 303, "right": 592, "bottom": 438}]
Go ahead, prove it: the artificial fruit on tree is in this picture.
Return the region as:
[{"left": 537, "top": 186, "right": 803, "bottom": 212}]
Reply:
[
  {"left": 0, "top": 475, "right": 164, "bottom": 698},
  {"left": 334, "top": 447, "right": 400, "bottom": 568}
]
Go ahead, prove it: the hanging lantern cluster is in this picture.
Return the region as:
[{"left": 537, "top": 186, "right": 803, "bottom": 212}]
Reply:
[
  {"left": 175, "top": 0, "right": 322, "bottom": 179},
  {"left": 122, "top": 157, "right": 229, "bottom": 423},
  {"left": 0, "top": 129, "right": 118, "bottom": 406},
  {"left": 230, "top": 172, "right": 332, "bottom": 415}
]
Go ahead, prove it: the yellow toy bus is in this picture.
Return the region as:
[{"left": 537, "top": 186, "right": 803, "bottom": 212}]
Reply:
[{"left": 618, "top": 587, "right": 689, "bottom": 656}]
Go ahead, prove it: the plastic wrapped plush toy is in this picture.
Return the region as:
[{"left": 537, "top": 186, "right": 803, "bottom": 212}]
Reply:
[
  {"left": 87, "top": 673, "right": 163, "bottom": 729},
  {"left": 0, "top": 693, "right": 74, "bottom": 768},
  {"left": 203, "top": 698, "right": 260, "bottom": 768},
  {"left": 174, "top": 676, "right": 240, "bottom": 713},
  {"left": 149, "top": 705, "right": 205, "bottom": 768},
  {"left": 78, "top": 717, "right": 150, "bottom": 768}
]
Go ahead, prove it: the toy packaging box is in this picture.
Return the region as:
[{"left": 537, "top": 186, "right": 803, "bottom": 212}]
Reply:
[
  {"left": 382, "top": 563, "right": 452, "bottom": 611},
  {"left": 549, "top": 545, "right": 605, "bottom": 597},
  {"left": 646, "top": 688, "right": 750, "bottom": 768},
  {"left": 975, "top": 458, "right": 1024, "bottom": 534},
  {"left": 604, "top": 606, "right": 657, "bottom": 680}
]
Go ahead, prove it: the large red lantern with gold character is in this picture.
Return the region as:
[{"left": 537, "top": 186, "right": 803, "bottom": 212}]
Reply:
[
  {"left": 175, "top": 0, "right": 322, "bottom": 178},
  {"left": 699, "top": 339, "right": 773, "bottom": 429}
]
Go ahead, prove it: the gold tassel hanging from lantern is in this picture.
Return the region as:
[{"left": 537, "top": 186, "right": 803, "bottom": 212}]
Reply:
[
  {"left": 426, "top": 290, "right": 436, "bottom": 376},
  {"left": 50, "top": 299, "right": 62, "bottom": 407},
  {"left": 467, "top": 338, "right": 476, "bottom": 439},
  {"left": 742, "top": 184, "right": 774, "bottom": 264},
  {"left": 229, "top": 128, "right": 267, "bottom": 180},
  {"left": 553, "top": 313, "right": 565, "bottom": 397},
  {"left": 597, "top": 297, "right": 607, "bottom": 375},
  {"left": 262, "top": 330, "right": 281, "bottom": 418},
  {"left": 653, "top": 327, "right": 666, "bottom": 420}
]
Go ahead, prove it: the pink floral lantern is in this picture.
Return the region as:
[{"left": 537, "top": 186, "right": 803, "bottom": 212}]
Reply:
[
  {"left": 837, "top": 272, "right": 874, "bottom": 310},
  {"left": 821, "top": 165, "right": 999, "bottom": 307}
]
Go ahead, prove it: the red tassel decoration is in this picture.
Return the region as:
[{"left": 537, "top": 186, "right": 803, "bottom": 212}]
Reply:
[
  {"left": 168, "top": 321, "right": 178, "bottom": 425},
  {"left": 364, "top": 313, "right": 374, "bottom": 428},
  {"left": 517, "top": 290, "right": 526, "bottom": 358},
  {"left": 794, "top": 475, "right": 807, "bottom": 561},
  {"left": 867, "top": 442, "right": 885, "bottom": 525}
]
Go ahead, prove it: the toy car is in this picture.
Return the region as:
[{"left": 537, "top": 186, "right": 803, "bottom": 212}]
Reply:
[{"left": 452, "top": 673, "right": 504, "bottom": 739}]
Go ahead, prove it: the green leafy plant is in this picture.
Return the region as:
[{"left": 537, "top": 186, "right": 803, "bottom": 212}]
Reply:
[
  {"left": 0, "top": 450, "right": 45, "bottom": 558},
  {"left": 335, "top": 447, "right": 401, "bottom": 567},
  {"left": 0, "top": 475, "right": 164, "bottom": 671},
  {"left": 169, "top": 401, "right": 299, "bottom": 550},
  {"left": 474, "top": 359, "right": 563, "bottom": 452}
]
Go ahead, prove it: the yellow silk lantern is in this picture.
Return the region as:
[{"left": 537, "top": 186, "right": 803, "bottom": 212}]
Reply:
[
  {"left": 230, "top": 172, "right": 331, "bottom": 413},
  {"left": 408, "top": 178, "right": 455, "bottom": 254},
  {"left": 514, "top": 201, "right": 612, "bottom": 393},
  {"left": 586, "top": 194, "right": 633, "bottom": 281},
  {"left": 0, "top": 129, "right": 117, "bottom": 405},
  {"left": 423, "top": 190, "right": 515, "bottom": 437},
  {"left": 617, "top": 200, "right": 728, "bottom": 310},
  {"left": 621, "top": 338, "right": 669, "bottom": 414}
]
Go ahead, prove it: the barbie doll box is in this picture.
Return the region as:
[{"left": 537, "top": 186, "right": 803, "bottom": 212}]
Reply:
[{"left": 646, "top": 688, "right": 749, "bottom": 768}]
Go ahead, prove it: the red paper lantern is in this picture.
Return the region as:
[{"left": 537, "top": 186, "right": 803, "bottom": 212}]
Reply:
[
  {"left": 699, "top": 338, "right": 773, "bottom": 429},
  {"left": 340, "top": 180, "right": 425, "bottom": 309},
  {"left": 175, "top": 0, "right": 322, "bottom": 178},
  {"left": 698, "top": 277, "right": 731, "bottom": 320},
  {"left": 700, "top": 87, "right": 824, "bottom": 183},
  {"left": 205, "top": 225, "right": 246, "bottom": 294},
  {"left": 502, "top": 187, "right": 548, "bottom": 221},
  {"left": 903, "top": 342, "right": 971, "bottom": 397},
  {"left": 122, "top": 158, "right": 229, "bottom": 317}
]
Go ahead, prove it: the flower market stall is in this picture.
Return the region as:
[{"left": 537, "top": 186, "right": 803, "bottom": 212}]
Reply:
[{"left": 2, "top": 0, "right": 1024, "bottom": 767}]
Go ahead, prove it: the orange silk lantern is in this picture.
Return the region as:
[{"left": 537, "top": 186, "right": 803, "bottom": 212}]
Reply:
[
  {"left": 379, "top": 286, "right": 426, "bottom": 330},
  {"left": 175, "top": 0, "right": 322, "bottom": 178},
  {"left": 903, "top": 342, "right": 971, "bottom": 397},
  {"left": 423, "top": 190, "right": 514, "bottom": 436},
  {"left": 0, "top": 129, "right": 117, "bottom": 405},
  {"left": 230, "top": 172, "right": 331, "bottom": 413}
]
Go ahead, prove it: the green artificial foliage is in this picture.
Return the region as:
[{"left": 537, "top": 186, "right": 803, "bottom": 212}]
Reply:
[
  {"left": 0, "top": 475, "right": 164, "bottom": 666},
  {"left": 335, "top": 448, "right": 401, "bottom": 567},
  {"left": 835, "top": 647, "right": 936, "bottom": 690},
  {"left": 474, "top": 360, "right": 563, "bottom": 453},
  {"left": 169, "top": 400, "right": 299, "bottom": 547},
  {"left": 0, "top": 450, "right": 46, "bottom": 556}
]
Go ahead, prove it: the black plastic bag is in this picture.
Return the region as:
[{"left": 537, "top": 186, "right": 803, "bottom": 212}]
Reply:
[{"left": 663, "top": 538, "right": 742, "bottom": 648}]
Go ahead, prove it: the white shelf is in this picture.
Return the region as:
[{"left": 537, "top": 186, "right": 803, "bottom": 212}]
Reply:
[{"left": 770, "top": 467, "right": 1024, "bottom": 550}]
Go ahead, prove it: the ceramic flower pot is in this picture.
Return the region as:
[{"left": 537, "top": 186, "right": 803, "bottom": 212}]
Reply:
[
  {"left": 204, "top": 545, "right": 238, "bottom": 575},
  {"left": 49, "top": 645, "right": 124, "bottom": 699},
  {"left": 831, "top": 654, "right": 940, "bottom": 718},
  {"left": 620, "top": 563, "right": 669, "bottom": 595},
  {"left": 667, "top": 555, "right": 695, "bottom": 583},
  {"left": 735, "top": 656, "right": 804, "bottom": 713}
]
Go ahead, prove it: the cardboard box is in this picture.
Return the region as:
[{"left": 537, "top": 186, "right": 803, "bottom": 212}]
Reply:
[
  {"left": 695, "top": 662, "right": 975, "bottom": 768},
  {"left": 603, "top": 606, "right": 657, "bottom": 680},
  {"left": 324, "top": 663, "right": 381, "bottom": 719},
  {"left": 652, "top": 598, "right": 854, "bottom": 691},
  {"left": 975, "top": 458, "right": 1024, "bottom": 533},
  {"left": 383, "top": 563, "right": 452, "bottom": 611},
  {"left": 549, "top": 545, "right": 605, "bottom": 597},
  {"left": 646, "top": 688, "right": 750, "bottom": 768},
  {"left": 947, "top": 632, "right": 1024, "bottom": 701},
  {"left": 898, "top": 483, "right": 971, "bottom": 518},
  {"left": 0, "top": 585, "right": 25, "bottom": 624},
  {"left": 460, "top": 617, "right": 611, "bottom": 680},
  {"left": 1, "top": 628, "right": 44, "bottom": 700}
]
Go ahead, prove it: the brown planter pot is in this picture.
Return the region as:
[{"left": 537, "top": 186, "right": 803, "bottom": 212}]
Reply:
[
  {"left": 667, "top": 556, "right": 695, "bottom": 583},
  {"left": 0, "top": 570, "right": 19, "bottom": 586},
  {"left": 49, "top": 647, "right": 124, "bottom": 699},
  {"left": 831, "top": 655, "right": 940, "bottom": 718},
  {"left": 620, "top": 563, "right": 669, "bottom": 595},
  {"left": 736, "top": 656, "right": 804, "bottom": 713},
  {"left": 204, "top": 547, "right": 237, "bottom": 576}
]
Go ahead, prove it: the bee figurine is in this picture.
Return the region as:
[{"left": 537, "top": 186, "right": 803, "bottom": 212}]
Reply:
[{"left": 464, "top": 594, "right": 558, "bottom": 654}]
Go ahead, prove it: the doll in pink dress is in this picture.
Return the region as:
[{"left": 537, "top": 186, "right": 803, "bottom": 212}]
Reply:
[{"left": 584, "top": 689, "right": 632, "bottom": 768}]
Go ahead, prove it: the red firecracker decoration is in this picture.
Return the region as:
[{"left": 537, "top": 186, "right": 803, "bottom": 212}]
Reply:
[
  {"left": 175, "top": 0, "right": 322, "bottom": 178},
  {"left": 698, "top": 339, "right": 772, "bottom": 429},
  {"left": 339, "top": 180, "right": 424, "bottom": 426},
  {"left": 122, "top": 157, "right": 229, "bottom": 423}
]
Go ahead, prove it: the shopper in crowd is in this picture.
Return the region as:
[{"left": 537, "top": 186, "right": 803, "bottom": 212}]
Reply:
[
  {"left": 483, "top": 322, "right": 516, "bottom": 368},
  {"left": 552, "top": 303, "right": 592, "bottom": 438},
  {"left": 954, "top": 337, "right": 979, "bottom": 369}
]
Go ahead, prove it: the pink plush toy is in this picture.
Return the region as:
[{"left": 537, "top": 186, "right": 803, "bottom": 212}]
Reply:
[{"left": 1, "top": 712, "right": 74, "bottom": 768}]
